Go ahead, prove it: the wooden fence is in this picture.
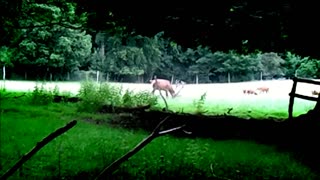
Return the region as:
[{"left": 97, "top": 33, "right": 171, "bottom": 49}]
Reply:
[{"left": 288, "top": 77, "right": 320, "bottom": 119}]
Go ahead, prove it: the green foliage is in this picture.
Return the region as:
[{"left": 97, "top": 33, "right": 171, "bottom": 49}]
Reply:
[
  {"left": 0, "top": 46, "right": 14, "bottom": 66},
  {"left": 10, "top": 1, "right": 91, "bottom": 80},
  {"left": 251, "top": 52, "right": 285, "bottom": 79},
  {"left": 296, "top": 59, "right": 320, "bottom": 78},
  {"left": 157, "top": 93, "right": 315, "bottom": 119},
  {"left": 134, "top": 91, "right": 158, "bottom": 107},
  {"left": 193, "top": 92, "right": 207, "bottom": 114},
  {"left": 77, "top": 81, "right": 158, "bottom": 112},
  {"left": 1, "top": 97, "right": 318, "bottom": 179},
  {"left": 17, "top": 26, "right": 92, "bottom": 79},
  {"left": 282, "top": 52, "right": 305, "bottom": 78},
  {"left": 99, "top": 33, "right": 162, "bottom": 80},
  {"left": 77, "top": 81, "right": 121, "bottom": 112},
  {"left": 29, "top": 83, "right": 55, "bottom": 105},
  {"left": 0, "top": 87, "right": 5, "bottom": 93},
  {"left": 282, "top": 51, "right": 320, "bottom": 78},
  {"left": 2, "top": 0, "right": 320, "bottom": 82}
]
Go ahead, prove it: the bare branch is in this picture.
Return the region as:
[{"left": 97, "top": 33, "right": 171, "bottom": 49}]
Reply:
[
  {"left": 152, "top": 116, "right": 170, "bottom": 134},
  {"left": 95, "top": 117, "right": 187, "bottom": 180},
  {"left": 1, "top": 120, "right": 77, "bottom": 180},
  {"left": 159, "top": 91, "right": 169, "bottom": 111},
  {"left": 158, "top": 125, "right": 186, "bottom": 136}
]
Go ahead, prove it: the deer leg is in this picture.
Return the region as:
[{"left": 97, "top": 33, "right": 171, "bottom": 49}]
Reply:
[
  {"left": 151, "top": 89, "right": 155, "bottom": 94},
  {"left": 165, "top": 90, "right": 169, "bottom": 98}
]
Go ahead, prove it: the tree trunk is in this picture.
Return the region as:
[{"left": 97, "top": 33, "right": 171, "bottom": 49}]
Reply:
[
  {"left": 99, "top": 32, "right": 105, "bottom": 81},
  {"left": 96, "top": 70, "right": 99, "bottom": 83},
  {"left": 106, "top": 73, "right": 109, "bottom": 82},
  {"left": 137, "top": 75, "right": 143, "bottom": 83},
  {"left": 50, "top": 73, "right": 53, "bottom": 81},
  {"left": 24, "top": 72, "right": 27, "bottom": 80},
  {"left": 260, "top": 71, "right": 263, "bottom": 81},
  {"left": 171, "top": 75, "right": 174, "bottom": 84},
  {"left": 85, "top": 72, "right": 89, "bottom": 81},
  {"left": 67, "top": 72, "right": 69, "bottom": 80},
  {"left": 196, "top": 74, "right": 199, "bottom": 84},
  {"left": 2, "top": 65, "right": 5, "bottom": 80},
  {"left": 150, "top": 73, "right": 155, "bottom": 81},
  {"left": 228, "top": 72, "right": 230, "bottom": 83}
]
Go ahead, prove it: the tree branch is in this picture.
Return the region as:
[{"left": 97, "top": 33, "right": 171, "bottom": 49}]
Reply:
[
  {"left": 95, "top": 117, "right": 187, "bottom": 180},
  {"left": 159, "top": 91, "right": 168, "bottom": 111},
  {"left": 158, "top": 124, "right": 186, "bottom": 136},
  {"left": 1, "top": 120, "right": 77, "bottom": 180}
]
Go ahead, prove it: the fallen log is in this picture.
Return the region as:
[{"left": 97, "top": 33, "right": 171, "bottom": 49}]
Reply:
[
  {"left": 53, "top": 95, "right": 79, "bottom": 103},
  {"left": 98, "top": 104, "right": 151, "bottom": 113}
]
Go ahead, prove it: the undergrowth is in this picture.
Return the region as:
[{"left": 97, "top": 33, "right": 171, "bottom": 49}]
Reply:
[
  {"left": 77, "top": 81, "right": 158, "bottom": 113},
  {"left": 0, "top": 99, "right": 317, "bottom": 179},
  {"left": 193, "top": 92, "right": 207, "bottom": 114},
  {"left": 0, "top": 88, "right": 319, "bottom": 179}
]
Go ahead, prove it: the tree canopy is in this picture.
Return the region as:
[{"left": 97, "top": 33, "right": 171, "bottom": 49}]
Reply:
[{"left": 1, "top": 0, "right": 319, "bottom": 82}]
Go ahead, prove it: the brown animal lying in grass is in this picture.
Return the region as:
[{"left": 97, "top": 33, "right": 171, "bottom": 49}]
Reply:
[
  {"left": 257, "top": 87, "right": 269, "bottom": 93},
  {"left": 311, "top": 90, "right": 320, "bottom": 96},
  {"left": 243, "top": 89, "right": 258, "bottom": 95}
]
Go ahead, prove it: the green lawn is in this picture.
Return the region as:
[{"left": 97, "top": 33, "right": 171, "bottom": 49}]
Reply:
[
  {"left": 157, "top": 95, "right": 316, "bottom": 119},
  {"left": 0, "top": 91, "right": 318, "bottom": 179}
]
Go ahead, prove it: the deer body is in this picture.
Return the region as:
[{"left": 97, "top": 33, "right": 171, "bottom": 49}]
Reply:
[
  {"left": 150, "top": 79, "right": 176, "bottom": 98},
  {"left": 257, "top": 87, "right": 269, "bottom": 93}
]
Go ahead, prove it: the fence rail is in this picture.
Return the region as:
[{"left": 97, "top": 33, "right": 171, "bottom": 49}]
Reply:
[{"left": 288, "top": 77, "right": 320, "bottom": 119}]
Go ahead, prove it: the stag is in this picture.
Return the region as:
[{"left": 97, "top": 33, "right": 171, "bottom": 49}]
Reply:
[{"left": 150, "top": 78, "right": 176, "bottom": 98}]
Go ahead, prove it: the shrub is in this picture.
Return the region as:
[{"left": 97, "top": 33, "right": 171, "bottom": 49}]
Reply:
[
  {"left": 193, "top": 92, "right": 207, "bottom": 114},
  {"left": 29, "top": 83, "right": 54, "bottom": 105},
  {"left": 77, "top": 81, "right": 158, "bottom": 113},
  {"left": 77, "top": 81, "right": 123, "bottom": 112},
  {"left": 122, "top": 89, "right": 158, "bottom": 108}
]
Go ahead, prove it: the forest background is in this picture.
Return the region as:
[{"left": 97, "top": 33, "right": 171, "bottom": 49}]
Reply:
[{"left": 1, "top": 1, "right": 319, "bottom": 83}]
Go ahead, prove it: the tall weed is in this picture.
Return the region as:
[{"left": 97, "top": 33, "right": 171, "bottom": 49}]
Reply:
[
  {"left": 77, "top": 81, "right": 122, "bottom": 112},
  {"left": 122, "top": 89, "right": 158, "bottom": 107},
  {"left": 29, "top": 83, "right": 54, "bottom": 105},
  {"left": 77, "top": 81, "right": 158, "bottom": 112},
  {"left": 193, "top": 92, "right": 207, "bottom": 114}
]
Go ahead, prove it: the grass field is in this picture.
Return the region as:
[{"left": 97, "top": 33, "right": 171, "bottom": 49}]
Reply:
[
  {"left": 1, "top": 79, "right": 319, "bottom": 119},
  {"left": 1, "top": 93, "right": 319, "bottom": 179}
]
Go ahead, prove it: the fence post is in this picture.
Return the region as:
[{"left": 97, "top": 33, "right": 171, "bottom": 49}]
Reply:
[
  {"left": 288, "top": 77, "right": 297, "bottom": 119},
  {"left": 313, "top": 94, "right": 320, "bottom": 112}
]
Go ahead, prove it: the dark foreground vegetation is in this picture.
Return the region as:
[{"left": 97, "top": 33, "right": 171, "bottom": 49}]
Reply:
[{"left": 1, "top": 82, "right": 320, "bottom": 179}]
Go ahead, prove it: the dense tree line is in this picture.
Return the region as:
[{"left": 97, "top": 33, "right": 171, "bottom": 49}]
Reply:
[
  {"left": 1, "top": 1, "right": 319, "bottom": 83},
  {"left": 73, "top": 1, "right": 320, "bottom": 58}
]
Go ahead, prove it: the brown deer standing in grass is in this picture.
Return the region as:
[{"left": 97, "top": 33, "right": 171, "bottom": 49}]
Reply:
[
  {"left": 257, "top": 87, "right": 269, "bottom": 93},
  {"left": 150, "top": 78, "right": 176, "bottom": 98}
]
